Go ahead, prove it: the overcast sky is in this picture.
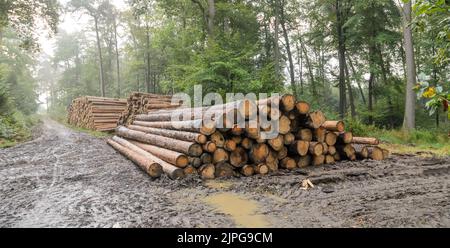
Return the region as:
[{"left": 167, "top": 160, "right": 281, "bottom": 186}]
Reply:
[{"left": 39, "top": 0, "right": 128, "bottom": 58}]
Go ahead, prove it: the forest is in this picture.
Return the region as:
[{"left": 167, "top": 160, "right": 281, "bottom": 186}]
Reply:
[{"left": 0, "top": 0, "right": 449, "bottom": 152}]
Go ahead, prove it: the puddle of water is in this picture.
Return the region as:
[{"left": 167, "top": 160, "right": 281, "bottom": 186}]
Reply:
[
  {"left": 204, "top": 180, "right": 234, "bottom": 189},
  {"left": 204, "top": 192, "right": 269, "bottom": 228}
]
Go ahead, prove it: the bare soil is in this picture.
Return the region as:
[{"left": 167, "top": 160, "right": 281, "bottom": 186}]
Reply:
[{"left": 0, "top": 119, "right": 449, "bottom": 227}]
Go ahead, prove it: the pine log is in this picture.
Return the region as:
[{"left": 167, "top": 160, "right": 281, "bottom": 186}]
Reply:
[
  {"left": 199, "top": 164, "right": 215, "bottom": 180},
  {"left": 240, "top": 165, "right": 255, "bottom": 177},
  {"left": 107, "top": 139, "right": 163, "bottom": 178},
  {"left": 224, "top": 139, "right": 237, "bottom": 152},
  {"left": 128, "top": 125, "right": 207, "bottom": 144},
  {"left": 129, "top": 140, "right": 189, "bottom": 168},
  {"left": 328, "top": 145, "right": 337, "bottom": 156},
  {"left": 215, "top": 162, "right": 235, "bottom": 178},
  {"left": 133, "top": 119, "right": 216, "bottom": 135},
  {"left": 116, "top": 126, "right": 203, "bottom": 156},
  {"left": 200, "top": 153, "right": 213, "bottom": 165},
  {"left": 312, "top": 155, "right": 325, "bottom": 166},
  {"left": 352, "top": 137, "right": 380, "bottom": 145},
  {"left": 278, "top": 115, "right": 291, "bottom": 135},
  {"left": 325, "top": 132, "right": 338, "bottom": 146},
  {"left": 289, "top": 140, "right": 310, "bottom": 156},
  {"left": 295, "top": 101, "right": 310, "bottom": 115},
  {"left": 189, "top": 157, "right": 202, "bottom": 168},
  {"left": 322, "top": 120, "right": 345, "bottom": 132},
  {"left": 309, "top": 142, "right": 324, "bottom": 156},
  {"left": 250, "top": 143, "right": 269, "bottom": 163},
  {"left": 307, "top": 111, "right": 326, "bottom": 129},
  {"left": 283, "top": 133, "right": 295, "bottom": 145},
  {"left": 213, "top": 148, "right": 230, "bottom": 164},
  {"left": 336, "top": 132, "right": 353, "bottom": 144},
  {"left": 325, "top": 155, "right": 336, "bottom": 164},
  {"left": 353, "top": 144, "right": 369, "bottom": 159},
  {"left": 230, "top": 147, "right": 248, "bottom": 168},
  {"left": 268, "top": 134, "right": 284, "bottom": 151},
  {"left": 314, "top": 127, "right": 326, "bottom": 143},
  {"left": 211, "top": 131, "right": 225, "bottom": 148},
  {"left": 367, "top": 146, "right": 384, "bottom": 161},
  {"left": 254, "top": 164, "right": 269, "bottom": 175},
  {"left": 296, "top": 128, "right": 313, "bottom": 141},
  {"left": 241, "top": 137, "right": 254, "bottom": 150},
  {"left": 280, "top": 157, "right": 296, "bottom": 170},
  {"left": 202, "top": 141, "right": 217, "bottom": 153},
  {"left": 277, "top": 146, "right": 288, "bottom": 160},
  {"left": 296, "top": 155, "right": 311, "bottom": 168}
]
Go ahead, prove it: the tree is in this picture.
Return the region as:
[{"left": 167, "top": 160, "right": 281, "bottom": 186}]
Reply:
[{"left": 400, "top": 0, "right": 417, "bottom": 130}]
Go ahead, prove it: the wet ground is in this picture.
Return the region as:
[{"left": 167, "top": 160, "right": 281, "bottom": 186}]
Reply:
[{"left": 0, "top": 119, "right": 449, "bottom": 227}]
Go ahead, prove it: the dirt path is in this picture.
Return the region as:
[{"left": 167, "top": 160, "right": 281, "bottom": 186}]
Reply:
[{"left": 0, "top": 119, "right": 449, "bottom": 227}]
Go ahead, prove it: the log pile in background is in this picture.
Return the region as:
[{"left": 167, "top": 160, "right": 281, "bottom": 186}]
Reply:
[
  {"left": 67, "top": 96, "right": 127, "bottom": 131},
  {"left": 107, "top": 94, "right": 390, "bottom": 179},
  {"left": 118, "top": 92, "right": 182, "bottom": 126}
]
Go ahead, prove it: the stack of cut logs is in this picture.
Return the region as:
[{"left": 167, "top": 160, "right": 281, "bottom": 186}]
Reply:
[
  {"left": 107, "top": 94, "right": 389, "bottom": 180},
  {"left": 67, "top": 96, "right": 127, "bottom": 131},
  {"left": 118, "top": 92, "right": 182, "bottom": 126}
]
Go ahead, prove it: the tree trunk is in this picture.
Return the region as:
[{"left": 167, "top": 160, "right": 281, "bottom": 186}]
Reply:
[
  {"left": 207, "top": 0, "right": 215, "bottom": 38},
  {"left": 94, "top": 16, "right": 105, "bottom": 97},
  {"left": 113, "top": 16, "right": 121, "bottom": 98},
  {"left": 336, "top": 0, "right": 347, "bottom": 119},
  {"left": 401, "top": 1, "right": 417, "bottom": 130},
  {"left": 279, "top": 1, "right": 297, "bottom": 97},
  {"left": 274, "top": 14, "right": 281, "bottom": 77},
  {"left": 145, "top": 23, "right": 151, "bottom": 93},
  {"left": 347, "top": 55, "right": 366, "bottom": 104},
  {"left": 344, "top": 55, "right": 356, "bottom": 118}
]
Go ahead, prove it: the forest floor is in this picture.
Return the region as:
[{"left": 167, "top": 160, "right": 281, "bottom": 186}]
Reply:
[{"left": 0, "top": 118, "right": 449, "bottom": 227}]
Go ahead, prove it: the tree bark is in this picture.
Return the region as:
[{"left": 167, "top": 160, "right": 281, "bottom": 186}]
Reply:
[
  {"left": 94, "top": 16, "right": 106, "bottom": 97},
  {"left": 279, "top": 0, "right": 297, "bottom": 96},
  {"left": 336, "top": 0, "right": 347, "bottom": 119},
  {"left": 401, "top": 1, "right": 417, "bottom": 130},
  {"left": 113, "top": 15, "right": 121, "bottom": 97}
]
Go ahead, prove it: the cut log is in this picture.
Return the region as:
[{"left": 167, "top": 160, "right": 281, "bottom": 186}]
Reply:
[
  {"left": 296, "top": 155, "right": 311, "bottom": 168},
  {"left": 250, "top": 143, "right": 269, "bottom": 163},
  {"left": 277, "top": 146, "right": 288, "bottom": 160},
  {"left": 312, "top": 155, "right": 325, "bottom": 166},
  {"left": 352, "top": 137, "right": 380, "bottom": 145},
  {"left": 116, "top": 126, "right": 203, "bottom": 157},
  {"left": 215, "top": 162, "right": 235, "bottom": 178},
  {"left": 325, "top": 132, "right": 338, "bottom": 146},
  {"left": 280, "top": 157, "right": 296, "bottom": 170},
  {"left": 240, "top": 165, "right": 255, "bottom": 177},
  {"left": 382, "top": 149, "right": 390, "bottom": 159},
  {"left": 328, "top": 145, "right": 337, "bottom": 156},
  {"left": 268, "top": 134, "right": 284, "bottom": 151},
  {"left": 202, "top": 141, "right": 217, "bottom": 153},
  {"left": 367, "top": 146, "right": 384, "bottom": 161},
  {"left": 296, "top": 128, "right": 313, "bottom": 141},
  {"left": 184, "top": 165, "right": 198, "bottom": 175},
  {"left": 337, "top": 144, "right": 356, "bottom": 160},
  {"left": 295, "top": 101, "right": 310, "bottom": 115},
  {"left": 325, "top": 155, "right": 335, "bottom": 164},
  {"left": 289, "top": 140, "right": 310, "bottom": 156},
  {"left": 266, "top": 149, "right": 279, "bottom": 172},
  {"left": 283, "top": 133, "right": 295, "bottom": 145},
  {"left": 231, "top": 135, "right": 242, "bottom": 145},
  {"left": 133, "top": 119, "right": 216, "bottom": 135},
  {"left": 353, "top": 144, "right": 369, "bottom": 159},
  {"left": 336, "top": 132, "right": 353, "bottom": 144},
  {"left": 254, "top": 164, "right": 269, "bottom": 175},
  {"left": 128, "top": 125, "right": 207, "bottom": 144},
  {"left": 307, "top": 111, "right": 326, "bottom": 129},
  {"left": 314, "top": 126, "right": 326, "bottom": 143},
  {"left": 231, "top": 124, "right": 244, "bottom": 136},
  {"left": 224, "top": 139, "right": 237, "bottom": 152},
  {"left": 107, "top": 139, "right": 163, "bottom": 178},
  {"left": 189, "top": 157, "right": 202, "bottom": 168},
  {"left": 213, "top": 148, "right": 230, "bottom": 164},
  {"left": 211, "top": 131, "right": 225, "bottom": 148},
  {"left": 199, "top": 164, "right": 215, "bottom": 180},
  {"left": 309, "top": 142, "right": 324, "bottom": 156},
  {"left": 200, "top": 153, "right": 213, "bottom": 165},
  {"left": 321, "top": 142, "right": 329, "bottom": 155},
  {"left": 230, "top": 147, "right": 248, "bottom": 168},
  {"left": 278, "top": 115, "right": 291, "bottom": 135},
  {"left": 322, "top": 120, "right": 345, "bottom": 132},
  {"left": 129, "top": 140, "right": 189, "bottom": 168},
  {"left": 241, "top": 137, "right": 254, "bottom": 150}
]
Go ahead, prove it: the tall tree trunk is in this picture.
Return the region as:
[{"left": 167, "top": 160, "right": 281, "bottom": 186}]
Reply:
[
  {"left": 401, "top": 1, "right": 417, "bottom": 130},
  {"left": 344, "top": 54, "right": 356, "bottom": 118},
  {"left": 336, "top": 0, "right": 347, "bottom": 119},
  {"left": 347, "top": 55, "right": 366, "bottom": 104},
  {"left": 296, "top": 39, "right": 304, "bottom": 95},
  {"left": 279, "top": 1, "right": 297, "bottom": 97},
  {"left": 368, "top": 73, "right": 374, "bottom": 124},
  {"left": 113, "top": 16, "right": 121, "bottom": 98},
  {"left": 94, "top": 16, "right": 105, "bottom": 97},
  {"left": 274, "top": 15, "right": 281, "bottom": 77},
  {"left": 300, "top": 40, "right": 316, "bottom": 97},
  {"left": 145, "top": 23, "right": 151, "bottom": 93},
  {"left": 207, "top": 0, "right": 215, "bottom": 38}
]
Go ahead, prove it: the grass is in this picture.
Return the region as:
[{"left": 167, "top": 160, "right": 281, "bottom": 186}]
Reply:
[
  {"left": 0, "top": 112, "right": 41, "bottom": 148},
  {"left": 346, "top": 119, "right": 450, "bottom": 157}
]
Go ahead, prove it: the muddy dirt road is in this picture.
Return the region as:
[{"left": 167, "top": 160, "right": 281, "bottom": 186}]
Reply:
[{"left": 0, "top": 119, "right": 449, "bottom": 227}]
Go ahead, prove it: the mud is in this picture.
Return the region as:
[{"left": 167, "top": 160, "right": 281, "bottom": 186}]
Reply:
[{"left": 0, "top": 119, "right": 449, "bottom": 227}]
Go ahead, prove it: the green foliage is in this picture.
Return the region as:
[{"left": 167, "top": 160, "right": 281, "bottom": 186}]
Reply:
[{"left": 0, "top": 112, "right": 40, "bottom": 148}]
